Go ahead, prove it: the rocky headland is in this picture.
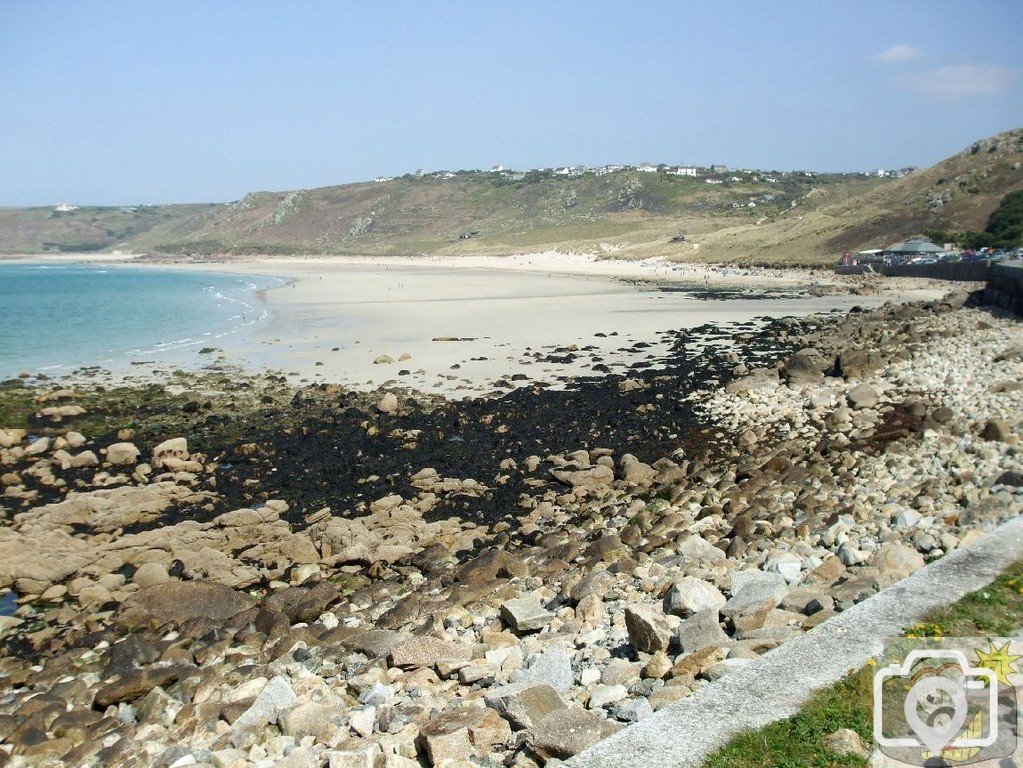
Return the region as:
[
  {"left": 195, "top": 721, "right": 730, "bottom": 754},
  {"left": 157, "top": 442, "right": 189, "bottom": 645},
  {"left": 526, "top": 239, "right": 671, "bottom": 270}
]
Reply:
[{"left": 0, "top": 290, "right": 1021, "bottom": 768}]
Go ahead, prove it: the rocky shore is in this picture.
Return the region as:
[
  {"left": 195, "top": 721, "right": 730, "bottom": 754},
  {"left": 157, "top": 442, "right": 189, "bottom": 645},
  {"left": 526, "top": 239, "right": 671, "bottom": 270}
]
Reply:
[{"left": 0, "top": 291, "right": 1021, "bottom": 768}]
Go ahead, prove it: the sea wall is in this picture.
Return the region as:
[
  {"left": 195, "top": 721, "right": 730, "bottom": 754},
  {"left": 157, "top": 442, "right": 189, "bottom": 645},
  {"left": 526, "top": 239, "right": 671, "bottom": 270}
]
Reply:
[
  {"left": 833, "top": 260, "right": 1023, "bottom": 316},
  {"left": 834, "top": 262, "right": 993, "bottom": 281},
  {"left": 983, "top": 262, "right": 1023, "bottom": 315},
  {"left": 883, "top": 261, "right": 993, "bottom": 281}
]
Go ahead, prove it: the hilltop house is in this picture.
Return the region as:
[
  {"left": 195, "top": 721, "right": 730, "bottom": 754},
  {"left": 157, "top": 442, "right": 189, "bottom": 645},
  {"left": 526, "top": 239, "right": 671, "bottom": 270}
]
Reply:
[
  {"left": 666, "top": 166, "right": 698, "bottom": 177},
  {"left": 637, "top": 163, "right": 658, "bottom": 173}
]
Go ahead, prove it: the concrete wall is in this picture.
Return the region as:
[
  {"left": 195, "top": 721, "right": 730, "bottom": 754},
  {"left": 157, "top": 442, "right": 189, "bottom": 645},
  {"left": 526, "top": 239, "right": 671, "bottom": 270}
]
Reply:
[
  {"left": 833, "top": 259, "right": 1023, "bottom": 316},
  {"left": 983, "top": 262, "right": 1023, "bottom": 315},
  {"left": 883, "top": 261, "right": 993, "bottom": 281},
  {"left": 834, "top": 262, "right": 992, "bottom": 281}
]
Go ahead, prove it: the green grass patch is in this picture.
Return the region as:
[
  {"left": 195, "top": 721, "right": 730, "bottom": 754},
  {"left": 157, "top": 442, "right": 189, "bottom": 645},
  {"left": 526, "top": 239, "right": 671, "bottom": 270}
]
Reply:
[
  {"left": 703, "top": 667, "right": 874, "bottom": 768},
  {"left": 905, "top": 561, "right": 1023, "bottom": 638},
  {"left": 702, "top": 561, "right": 1023, "bottom": 767}
]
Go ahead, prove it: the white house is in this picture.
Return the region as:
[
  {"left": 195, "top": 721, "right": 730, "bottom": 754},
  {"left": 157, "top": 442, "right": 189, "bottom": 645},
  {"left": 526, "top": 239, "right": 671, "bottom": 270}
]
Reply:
[
  {"left": 554, "top": 166, "right": 572, "bottom": 176},
  {"left": 666, "top": 166, "right": 698, "bottom": 177},
  {"left": 637, "top": 163, "right": 658, "bottom": 173},
  {"left": 705, "top": 178, "right": 723, "bottom": 184}
]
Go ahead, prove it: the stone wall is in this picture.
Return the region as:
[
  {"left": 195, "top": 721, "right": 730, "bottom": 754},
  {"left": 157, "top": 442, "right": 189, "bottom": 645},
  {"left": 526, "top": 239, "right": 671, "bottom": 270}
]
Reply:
[
  {"left": 983, "top": 262, "right": 1023, "bottom": 316},
  {"left": 883, "top": 261, "right": 993, "bottom": 281},
  {"left": 834, "top": 262, "right": 993, "bottom": 281}
]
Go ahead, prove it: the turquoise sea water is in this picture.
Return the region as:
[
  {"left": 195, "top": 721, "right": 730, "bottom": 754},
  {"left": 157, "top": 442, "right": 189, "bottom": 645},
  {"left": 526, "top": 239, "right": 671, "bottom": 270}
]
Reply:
[{"left": 0, "top": 263, "right": 283, "bottom": 378}]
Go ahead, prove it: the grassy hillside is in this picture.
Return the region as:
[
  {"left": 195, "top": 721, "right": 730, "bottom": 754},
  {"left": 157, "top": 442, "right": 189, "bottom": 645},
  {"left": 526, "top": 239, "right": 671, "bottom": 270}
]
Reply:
[
  {"left": 1, "top": 128, "right": 1019, "bottom": 264},
  {"left": 0, "top": 204, "right": 212, "bottom": 254},
  {"left": 124, "top": 169, "right": 876, "bottom": 258},
  {"left": 688, "top": 128, "right": 1023, "bottom": 264},
  {"left": 0, "top": 170, "right": 881, "bottom": 260}
]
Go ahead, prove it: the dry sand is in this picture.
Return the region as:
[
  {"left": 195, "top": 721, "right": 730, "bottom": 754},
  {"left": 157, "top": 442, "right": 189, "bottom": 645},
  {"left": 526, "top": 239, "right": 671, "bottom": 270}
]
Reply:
[
  {"left": 156, "top": 253, "right": 951, "bottom": 396},
  {"left": 5, "top": 251, "right": 955, "bottom": 394}
]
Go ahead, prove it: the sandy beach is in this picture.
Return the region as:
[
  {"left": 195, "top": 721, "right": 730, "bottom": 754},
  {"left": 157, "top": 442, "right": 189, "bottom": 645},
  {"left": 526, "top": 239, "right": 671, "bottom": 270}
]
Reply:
[
  {"left": 2, "top": 288, "right": 1020, "bottom": 768},
  {"left": 1, "top": 251, "right": 956, "bottom": 394},
  {"left": 156, "top": 253, "right": 952, "bottom": 395}
]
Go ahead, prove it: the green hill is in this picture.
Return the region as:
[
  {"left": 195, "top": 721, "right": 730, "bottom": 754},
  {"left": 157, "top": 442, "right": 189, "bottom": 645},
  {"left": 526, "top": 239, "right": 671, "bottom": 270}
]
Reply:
[
  {"left": 0, "top": 204, "right": 213, "bottom": 255},
  {"left": 78, "top": 169, "right": 882, "bottom": 259},
  {"left": 688, "top": 128, "right": 1023, "bottom": 264},
  {"left": 1, "top": 128, "right": 1020, "bottom": 264}
]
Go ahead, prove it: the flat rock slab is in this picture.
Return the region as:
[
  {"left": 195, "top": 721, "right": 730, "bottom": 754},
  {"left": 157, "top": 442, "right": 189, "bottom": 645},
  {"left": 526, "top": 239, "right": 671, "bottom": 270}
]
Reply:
[
  {"left": 675, "top": 609, "right": 728, "bottom": 654},
  {"left": 569, "top": 516, "right": 1023, "bottom": 768},
  {"left": 722, "top": 573, "right": 788, "bottom": 618},
  {"left": 531, "top": 708, "right": 622, "bottom": 760},
  {"left": 485, "top": 682, "right": 567, "bottom": 729},
  {"left": 231, "top": 676, "right": 298, "bottom": 734},
  {"left": 388, "top": 636, "right": 472, "bottom": 669},
  {"left": 521, "top": 647, "right": 575, "bottom": 693},
  {"left": 94, "top": 664, "right": 195, "bottom": 707},
  {"left": 120, "top": 581, "right": 253, "bottom": 627},
  {"left": 501, "top": 593, "right": 555, "bottom": 633}
]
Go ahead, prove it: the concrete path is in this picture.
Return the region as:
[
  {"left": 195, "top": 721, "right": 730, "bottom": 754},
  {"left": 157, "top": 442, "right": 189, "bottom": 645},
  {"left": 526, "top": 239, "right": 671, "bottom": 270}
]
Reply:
[{"left": 569, "top": 515, "right": 1023, "bottom": 768}]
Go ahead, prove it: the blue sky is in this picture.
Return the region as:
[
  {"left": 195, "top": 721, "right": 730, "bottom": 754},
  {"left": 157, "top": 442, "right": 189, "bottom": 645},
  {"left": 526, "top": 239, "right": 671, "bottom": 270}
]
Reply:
[{"left": 1, "top": 1, "right": 1021, "bottom": 206}]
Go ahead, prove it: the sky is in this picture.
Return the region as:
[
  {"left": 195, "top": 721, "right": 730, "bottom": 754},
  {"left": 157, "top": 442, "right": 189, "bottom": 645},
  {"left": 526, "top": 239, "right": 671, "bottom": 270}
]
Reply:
[{"left": 1, "top": 1, "right": 1021, "bottom": 206}]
